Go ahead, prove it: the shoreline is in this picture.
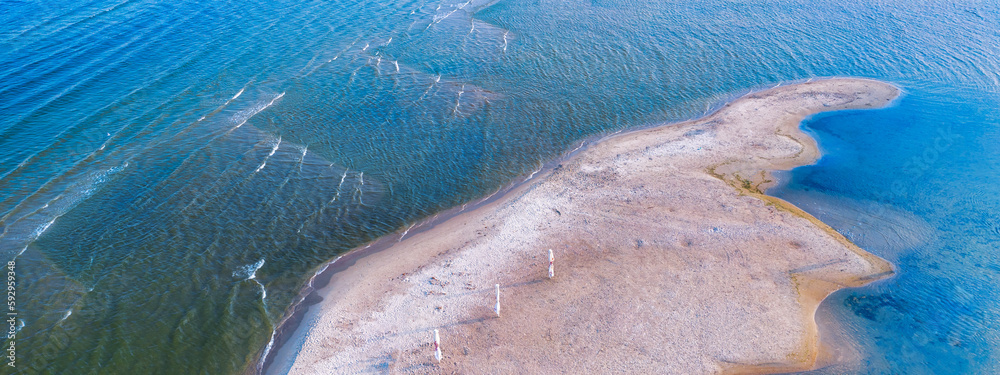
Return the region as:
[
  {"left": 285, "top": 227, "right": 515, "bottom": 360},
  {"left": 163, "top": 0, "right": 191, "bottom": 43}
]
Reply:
[
  {"left": 267, "top": 78, "right": 899, "bottom": 374},
  {"left": 258, "top": 77, "right": 838, "bottom": 374},
  {"left": 257, "top": 76, "right": 860, "bottom": 374}
]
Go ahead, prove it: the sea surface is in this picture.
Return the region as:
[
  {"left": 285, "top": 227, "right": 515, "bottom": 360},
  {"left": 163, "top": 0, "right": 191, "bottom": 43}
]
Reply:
[{"left": 0, "top": 0, "right": 997, "bottom": 373}]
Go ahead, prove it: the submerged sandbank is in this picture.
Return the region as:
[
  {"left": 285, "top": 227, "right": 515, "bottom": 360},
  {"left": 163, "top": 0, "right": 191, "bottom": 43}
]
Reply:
[{"left": 277, "top": 78, "right": 898, "bottom": 374}]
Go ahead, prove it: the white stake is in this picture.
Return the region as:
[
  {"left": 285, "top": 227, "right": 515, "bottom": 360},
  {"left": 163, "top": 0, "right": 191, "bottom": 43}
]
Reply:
[
  {"left": 494, "top": 284, "right": 500, "bottom": 317},
  {"left": 548, "top": 249, "right": 554, "bottom": 279},
  {"left": 433, "top": 329, "right": 442, "bottom": 362}
]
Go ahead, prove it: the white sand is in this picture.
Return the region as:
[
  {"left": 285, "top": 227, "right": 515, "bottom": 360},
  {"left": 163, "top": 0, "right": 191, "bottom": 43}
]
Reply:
[{"left": 281, "top": 78, "right": 899, "bottom": 374}]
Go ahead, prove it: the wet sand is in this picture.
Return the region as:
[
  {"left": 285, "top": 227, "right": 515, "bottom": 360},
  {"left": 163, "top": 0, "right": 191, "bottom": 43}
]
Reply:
[{"left": 278, "top": 78, "right": 898, "bottom": 374}]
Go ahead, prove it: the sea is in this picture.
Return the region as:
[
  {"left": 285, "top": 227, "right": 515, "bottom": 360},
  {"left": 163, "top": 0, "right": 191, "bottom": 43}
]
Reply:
[{"left": 0, "top": 0, "right": 997, "bottom": 373}]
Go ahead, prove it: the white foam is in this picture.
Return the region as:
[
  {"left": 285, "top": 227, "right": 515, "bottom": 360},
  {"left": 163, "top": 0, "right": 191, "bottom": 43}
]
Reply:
[
  {"left": 254, "top": 279, "right": 267, "bottom": 299},
  {"left": 32, "top": 218, "right": 55, "bottom": 238},
  {"left": 234, "top": 258, "right": 266, "bottom": 280},
  {"left": 0, "top": 156, "right": 127, "bottom": 260},
  {"left": 355, "top": 172, "right": 365, "bottom": 205},
  {"left": 418, "top": 75, "right": 440, "bottom": 101},
  {"left": 253, "top": 137, "right": 282, "bottom": 174},
  {"left": 525, "top": 162, "right": 542, "bottom": 181},
  {"left": 482, "top": 187, "right": 502, "bottom": 202},
  {"left": 57, "top": 309, "right": 72, "bottom": 323},
  {"left": 432, "top": 9, "right": 458, "bottom": 24},
  {"left": 195, "top": 82, "right": 252, "bottom": 123},
  {"left": 298, "top": 146, "right": 308, "bottom": 171},
  {"left": 257, "top": 327, "right": 278, "bottom": 373},
  {"left": 329, "top": 169, "right": 349, "bottom": 204},
  {"left": 228, "top": 87, "right": 246, "bottom": 104},
  {"left": 310, "top": 261, "right": 333, "bottom": 288},
  {"left": 336, "top": 169, "right": 348, "bottom": 189},
  {"left": 399, "top": 223, "right": 416, "bottom": 242},
  {"left": 453, "top": 84, "right": 465, "bottom": 115},
  {"left": 229, "top": 92, "right": 285, "bottom": 132},
  {"left": 1, "top": 140, "right": 129, "bottom": 234}
]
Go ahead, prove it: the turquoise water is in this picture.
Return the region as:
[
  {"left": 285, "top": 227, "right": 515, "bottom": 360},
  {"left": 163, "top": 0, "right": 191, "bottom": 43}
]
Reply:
[
  {"left": 0, "top": 0, "right": 997, "bottom": 373},
  {"left": 773, "top": 85, "right": 1000, "bottom": 373}
]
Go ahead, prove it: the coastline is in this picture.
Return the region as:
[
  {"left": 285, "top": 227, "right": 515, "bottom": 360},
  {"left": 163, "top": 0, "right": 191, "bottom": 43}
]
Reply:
[{"left": 271, "top": 78, "right": 899, "bottom": 374}]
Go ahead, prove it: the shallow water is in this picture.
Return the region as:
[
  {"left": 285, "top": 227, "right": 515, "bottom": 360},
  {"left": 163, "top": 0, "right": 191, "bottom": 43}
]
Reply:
[
  {"left": 772, "top": 86, "right": 1000, "bottom": 373},
  {"left": 1, "top": 0, "right": 997, "bottom": 373}
]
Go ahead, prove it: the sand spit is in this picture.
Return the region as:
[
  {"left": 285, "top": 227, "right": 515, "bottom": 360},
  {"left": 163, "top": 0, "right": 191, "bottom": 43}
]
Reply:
[{"left": 283, "top": 78, "right": 898, "bottom": 374}]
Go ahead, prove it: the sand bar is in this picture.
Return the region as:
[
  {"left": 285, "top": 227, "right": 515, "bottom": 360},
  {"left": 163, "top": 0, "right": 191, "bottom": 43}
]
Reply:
[{"left": 277, "top": 78, "right": 899, "bottom": 374}]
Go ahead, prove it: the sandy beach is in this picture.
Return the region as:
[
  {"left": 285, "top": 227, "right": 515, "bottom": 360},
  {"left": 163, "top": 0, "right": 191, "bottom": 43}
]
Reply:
[{"left": 275, "top": 78, "right": 899, "bottom": 374}]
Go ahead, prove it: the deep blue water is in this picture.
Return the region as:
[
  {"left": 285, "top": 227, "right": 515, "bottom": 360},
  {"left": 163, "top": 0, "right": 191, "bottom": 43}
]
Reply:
[{"left": 0, "top": 0, "right": 997, "bottom": 373}]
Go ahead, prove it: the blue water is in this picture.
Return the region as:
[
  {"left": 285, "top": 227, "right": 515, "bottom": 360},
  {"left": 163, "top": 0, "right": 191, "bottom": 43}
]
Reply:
[
  {"left": 0, "top": 0, "right": 997, "bottom": 373},
  {"left": 773, "top": 85, "right": 1000, "bottom": 373}
]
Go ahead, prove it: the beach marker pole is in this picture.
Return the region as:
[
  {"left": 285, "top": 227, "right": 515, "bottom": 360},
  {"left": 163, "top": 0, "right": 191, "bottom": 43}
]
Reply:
[
  {"left": 433, "top": 329, "right": 442, "bottom": 362},
  {"left": 494, "top": 284, "right": 501, "bottom": 317},
  {"left": 548, "top": 249, "right": 554, "bottom": 279}
]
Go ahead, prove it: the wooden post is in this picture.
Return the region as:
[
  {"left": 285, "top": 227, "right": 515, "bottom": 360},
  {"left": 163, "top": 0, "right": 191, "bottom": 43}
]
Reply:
[
  {"left": 494, "top": 284, "right": 500, "bottom": 317},
  {"left": 548, "top": 249, "right": 554, "bottom": 279},
  {"left": 433, "top": 329, "right": 441, "bottom": 362}
]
